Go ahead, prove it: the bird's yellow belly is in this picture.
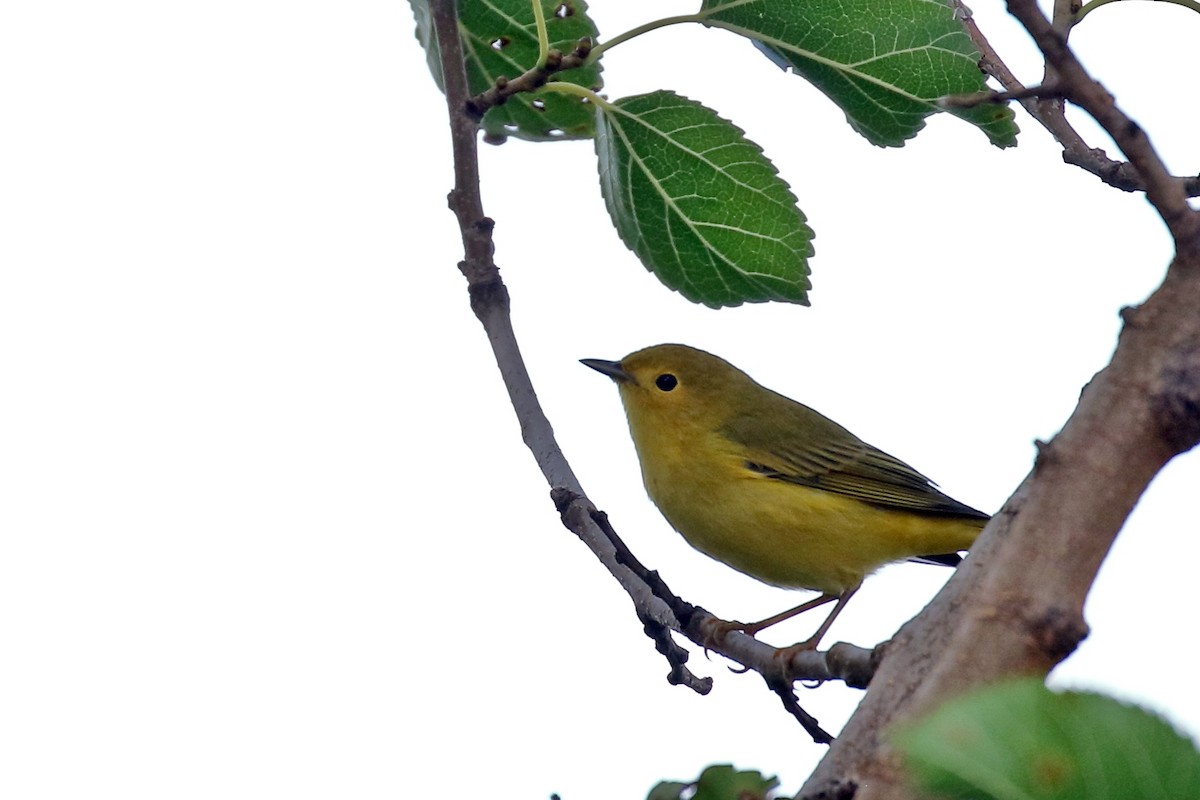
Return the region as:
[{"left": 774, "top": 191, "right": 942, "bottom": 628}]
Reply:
[{"left": 640, "top": 443, "right": 981, "bottom": 595}]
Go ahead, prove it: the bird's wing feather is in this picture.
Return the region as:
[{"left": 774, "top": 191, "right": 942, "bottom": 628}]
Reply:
[{"left": 719, "top": 400, "right": 989, "bottom": 520}]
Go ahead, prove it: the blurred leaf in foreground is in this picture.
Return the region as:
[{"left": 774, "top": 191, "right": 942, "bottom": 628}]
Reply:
[{"left": 896, "top": 676, "right": 1200, "bottom": 799}]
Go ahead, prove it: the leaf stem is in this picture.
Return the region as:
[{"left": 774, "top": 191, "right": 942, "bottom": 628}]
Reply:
[
  {"left": 1074, "top": 0, "right": 1200, "bottom": 24},
  {"left": 539, "top": 80, "right": 612, "bottom": 111},
  {"left": 531, "top": 0, "right": 550, "bottom": 68},
  {"left": 586, "top": 13, "right": 706, "bottom": 64}
]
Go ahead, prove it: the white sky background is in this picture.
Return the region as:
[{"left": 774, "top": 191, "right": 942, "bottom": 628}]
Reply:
[{"left": 2, "top": 1, "right": 1198, "bottom": 798}]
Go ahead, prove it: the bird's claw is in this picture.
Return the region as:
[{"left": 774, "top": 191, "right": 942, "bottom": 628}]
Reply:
[{"left": 699, "top": 617, "right": 751, "bottom": 652}]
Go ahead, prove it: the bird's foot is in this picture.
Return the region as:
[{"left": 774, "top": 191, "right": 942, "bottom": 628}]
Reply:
[
  {"left": 771, "top": 636, "right": 829, "bottom": 685},
  {"left": 773, "top": 634, "right": 821, "bottom": 663},
  {"left": 698, "top": 617, "right": 753, "bottom": 652}
]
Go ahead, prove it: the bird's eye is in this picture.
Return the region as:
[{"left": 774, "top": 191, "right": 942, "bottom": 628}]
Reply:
[{"left": 655, "top": 373, "right": 678, "bottom": 392}]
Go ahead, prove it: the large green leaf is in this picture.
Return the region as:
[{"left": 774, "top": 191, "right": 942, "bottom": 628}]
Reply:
[
  {"left": 895, "top": 677, "right": 1200, "bottom": 799},
  {"left": 596, "top": 91, "right": 813, "bottom": 308},
  {"left": 699, "top": 0, "right": 1018, "bottom": 148},
  {"left": 409, "top": 0, "right": 602, "bottom": 142}
]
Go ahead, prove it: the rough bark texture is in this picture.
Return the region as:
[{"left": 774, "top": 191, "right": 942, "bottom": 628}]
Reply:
[
  {"left": 801, "top": 0, "right": 1200, "bottom": 791},
  {"left": 801, "top": 247, "right": 1200, "bottom": 798}
]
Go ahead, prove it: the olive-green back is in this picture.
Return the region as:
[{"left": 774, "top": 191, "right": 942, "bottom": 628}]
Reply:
[{"left": 719, "top": 387, "right": 989, "bottom": 522}]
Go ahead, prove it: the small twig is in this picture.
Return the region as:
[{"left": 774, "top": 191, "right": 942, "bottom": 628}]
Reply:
[
  {"left": 938, "top": 83, "right": 1066, "bottom": 109},
  {"left": 465, "top": 37, "right": 593, "bottom": 120},
  {"left": 580, "top": 502, "right": 700, "bottom": 628},
  {"left": 431, "top": 0, "right": 682, "bottom": 646},
  {"left": 551, "top": 487, "right": 880, "bottom": 744},
  {"left": 950, "top": 0, "right": 1200, "bottom": 198},
  {"left": 550, "top": 488, "right": 708, "bottom": 693},
  {"left": 764, "top": 673, "right": 834, "bottom": 744},
  {"left": 1006, "top": 0, "right": 1200, "bottom": 247},
  {"left": 558, "top": 489, "right": 880, "bottom": 677},
  {"left": 637, "top": 608, "right": 713, "bottom": 694}
]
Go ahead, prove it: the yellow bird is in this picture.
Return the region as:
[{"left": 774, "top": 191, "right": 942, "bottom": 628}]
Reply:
[{"left": 582, "top": 344, "right": 989, "bottom": 650}]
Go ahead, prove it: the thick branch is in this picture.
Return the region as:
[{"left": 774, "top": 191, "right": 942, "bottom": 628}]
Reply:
[
  {"left": 801, "top": 6, "right": 1200, "bottom": 798},
  {"left": 803, "top": 255, "right": 1200, "bottom": 799}
]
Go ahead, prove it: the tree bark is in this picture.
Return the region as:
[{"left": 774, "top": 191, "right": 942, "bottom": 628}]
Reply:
[{"left": 801, "top": 243, "right": 1200, "bottom": 798}]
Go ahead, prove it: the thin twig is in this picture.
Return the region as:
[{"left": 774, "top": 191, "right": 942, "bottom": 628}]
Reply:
[
  {"left": 429, "top": 0, "right": 682, "bottom": 659},
  {"left": 553, "top": 490, "right": 878, "bottom": 697},
  {"left": 430, "top": 0, "right": 884, "bottom": 739},
  {"left": 765, "top": 673, "right": 835, "bottom": 744},
  {"left": 951, "top": 0, "right": 1200, "bottom": 197},
  {"left": 1006, "top": 0, "right": 1200, "bottom": 247},
  {"left": 637, "top": 608, "right": 713, "bottom": 693},
  {"left": 465, "top": 38, "right": 594, "bottom": 120},
  {"left": 938, "top": 83, "right": 1066, "bottom": 109}
]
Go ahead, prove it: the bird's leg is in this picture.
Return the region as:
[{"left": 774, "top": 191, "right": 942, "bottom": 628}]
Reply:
[
  {"left": 778, "top": 587, "right": 859, "bottom": 655},
  {"left": 700, "top": 593, "right": 841, "bottom": 649},
  {"left": 741, "top": 593, "right": 838, "bottom": 636}
]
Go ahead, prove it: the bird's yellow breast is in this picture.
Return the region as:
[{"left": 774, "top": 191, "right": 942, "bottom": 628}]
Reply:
[{"left": 628, "top": 412, "right": 980, "bottom": 595}]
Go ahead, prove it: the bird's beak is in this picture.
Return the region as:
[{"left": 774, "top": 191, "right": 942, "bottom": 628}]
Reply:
[{"left": 580, "top": 358, "right": 631, "bottom": 383}]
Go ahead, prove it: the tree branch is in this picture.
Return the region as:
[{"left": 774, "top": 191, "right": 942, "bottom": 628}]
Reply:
[
  {"left": 1006, "top": 0, "right": 1200, "bottom": 248},
  {"left": 951, "top": 0, "right": 1200, "bottom": 197},
  {"left": 429, "top": 0, "right": 876, "bottom": 740},
  {"left": 465, "top": 38, "right": 593, "bottom": 123},
  {"left": 554, "top": 487, "right": 873, "bottom": 741},
  {"left": 800, "top": 4, "right": 1200, "bottom": 797},
  {"left": 429, "top": 0, "right": 679, "bottom": 650},
  {"left": 938, "top": 83, "right": 1066, "bottom": 109}
]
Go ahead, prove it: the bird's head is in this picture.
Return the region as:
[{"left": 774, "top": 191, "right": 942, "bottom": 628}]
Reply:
[{"left": 582, "top": 343, "right": 755, "bottom": 431}]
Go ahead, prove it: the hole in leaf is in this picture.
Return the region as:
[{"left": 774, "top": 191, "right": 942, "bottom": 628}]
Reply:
[
  {"left": 554, "top": 2, "right": 573, "bottom": 18},
  {"left": 503, "top": 124, "right": 520, "bottom": 133},
  {"left": 547, "top": 129, "right": 565, "bottom": 137},
  {"left": 531, "top": 99, "right": 546, "bottom": 111},
  {"left": 490, "top": 37, "right": 510, "bottom": 50}
]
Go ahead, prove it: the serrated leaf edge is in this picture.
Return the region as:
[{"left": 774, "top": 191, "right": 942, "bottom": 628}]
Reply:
[
  {"left": 599, "top": 93, "right": 809, "bottom": 304},
  {"left": 706, "top": 18, "right": 967, "bottom": 110}
]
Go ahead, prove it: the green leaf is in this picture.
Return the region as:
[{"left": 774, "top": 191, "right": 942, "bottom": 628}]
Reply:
[
  {"left": 647, "top": 765, "right": 779, "bottom": 800},
  {"left": 699, "top": 0, "right": 1018, "bottom": 148},
  {"left": 692, "top": 764, "right": 778, "bottom": 800},
  {"left": 645, "top": 781, "right": 689, "bottom": 800},
  {"left": 595, "top": 91, "right": 813, "bottom": 308},
  {"left": 409, "top": 0, "right": 603, "bottom": 142},
  {"left": 895, "top": 677, "right": 1200, "bottom": 800}
]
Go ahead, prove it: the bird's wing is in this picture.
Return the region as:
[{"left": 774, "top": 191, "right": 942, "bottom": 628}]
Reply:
[{"left": 719, "top": 404, "right": 989, "bottom": 520}]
